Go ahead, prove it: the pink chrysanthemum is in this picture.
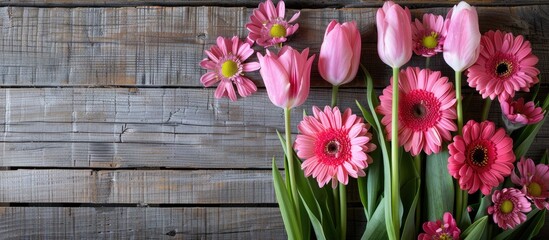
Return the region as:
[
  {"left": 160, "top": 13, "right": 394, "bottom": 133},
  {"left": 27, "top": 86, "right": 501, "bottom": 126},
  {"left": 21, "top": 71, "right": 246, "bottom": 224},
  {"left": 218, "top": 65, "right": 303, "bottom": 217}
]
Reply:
[
  {"left": 418, "top": 212, "right": 461, "bottom": 240},
  {"left": 511, "top": 157, "right": 549, "bottom": 210},
  {"left": 199, "top": 36, "right": 260, "bottom": 101},
  {"left": 377, "top": 67, "right": 457, "bottom": 156},
  {"left": 448, "top": 120, "right": 516, "bottom": 195},
  {"left": 501, "top": 97, "right": 545, "bottom": 125},
  {"left": 467, "top": 30, "right": 540, "bottom": 100},
  {"left": 246, "top": 0, "right": 300, "bottom": 48},
  {"left": 487, "top": 188, "right": 532, "bottom": 230},
  {"left": 295, "top": 106, "right": 376, "bottom": 188},
  {"left": 411, "top": 13, "right": 447, "bottom": 57}
]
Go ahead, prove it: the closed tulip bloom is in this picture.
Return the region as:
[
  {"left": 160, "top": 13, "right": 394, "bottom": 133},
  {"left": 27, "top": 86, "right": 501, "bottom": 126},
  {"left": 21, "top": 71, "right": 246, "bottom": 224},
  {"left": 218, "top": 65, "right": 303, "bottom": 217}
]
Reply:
[
  {"left": 257, "top": 46, "right": 315, "bottom": 109},
  {"left": 318, "top": 20, "right": 361, "bottom": 86},
  {"left": 443, "top": 1, "right": 481, "bottom": 72},
  {"left": 376, "top": 1, "right": 413, "bottom": 68}
]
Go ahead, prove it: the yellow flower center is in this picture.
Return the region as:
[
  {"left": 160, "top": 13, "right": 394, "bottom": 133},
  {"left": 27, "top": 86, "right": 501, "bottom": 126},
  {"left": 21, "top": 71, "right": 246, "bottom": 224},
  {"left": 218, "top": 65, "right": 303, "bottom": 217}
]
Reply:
[
  {"left": 422, "top": 32, "right": 438, "bottom": 49},
  {"left": 438, "top": 233, "right": 452, "bottom": 240},
  {"left": 500, "top": 200, "right": 514, "bottom": 214},
  {"left": 270, "top": 24, "right": 287, "bottom": 38},
  {"left": 220, "top": 60, "right": 238, "bottom": 78},
  {"left": 528, "top": 182, "right": 542, "bottom": 197}
]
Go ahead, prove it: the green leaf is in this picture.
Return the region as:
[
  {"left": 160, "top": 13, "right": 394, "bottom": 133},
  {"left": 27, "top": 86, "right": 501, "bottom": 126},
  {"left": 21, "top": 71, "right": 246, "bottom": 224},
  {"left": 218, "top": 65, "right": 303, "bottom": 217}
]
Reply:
[
  {"left": 298, "top": 193, "right": 328, "bottom": 240},
  {"left": 459, "top": 206, "right": 472, "bottom": 230},
  {"left": 293, "top": 155, "right": 335, "bottom": 240},
  {"left": 514, "top": 116, "right": 547, "bottom": 158},
  {"left": 362, "top": 198, "right": 389, "bottom": 240},
  {"left": 358, "top": 65, "right": 396, "bottom": 239},
  {"left": 474, "top": 195, "right": 491, "bottom": 221},
  {"left": 357, "top": 176, "right": 369, "bottom": 218},
  {"left": 461, "top": 216, "right": 488, "bottom": 240},
  {"left": 401, "top": 176, "right": 420, "bottom": 240},
  {"left": 358, "top": 142, "right": 383, "bottom": 221},
  {"left": 514, "top": 93, "right": 549, "bottom": 158},
  {"left": 426, "top": 150, "right": 454, "bottom": 220},
  {"left": 276, "top": 130, "right": 287, "bottom": 154},
  {"left": 272, "top": 159, "right": 302, "bottom": 240}
]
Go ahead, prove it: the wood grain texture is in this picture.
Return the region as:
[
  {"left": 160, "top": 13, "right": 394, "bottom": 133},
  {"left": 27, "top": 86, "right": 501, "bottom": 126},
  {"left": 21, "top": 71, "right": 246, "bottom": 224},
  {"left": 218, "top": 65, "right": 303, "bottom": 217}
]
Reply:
[
  {"left": 0, "top": 5, "right": 547, "bottom": 87},
  {"left": 0, "top": 0, "right": 547, "bottom": 8},
  {"left": 0, "top": 169, "right": 276, "bottom": 204},
  {"left": 0, "top": 206, "right": 367, "bottom": 239},
  {"left": 0, "top": 207, "right": 286, "bottom": 239},
  {"left": 0, "top": 168, "right": 361, "bottom": 204},
  {"left": 0, "top": 1, "right": 547, "bottom": 238},
  {"left": 0, "top": 88, "right": 546, "bottom": 168}
]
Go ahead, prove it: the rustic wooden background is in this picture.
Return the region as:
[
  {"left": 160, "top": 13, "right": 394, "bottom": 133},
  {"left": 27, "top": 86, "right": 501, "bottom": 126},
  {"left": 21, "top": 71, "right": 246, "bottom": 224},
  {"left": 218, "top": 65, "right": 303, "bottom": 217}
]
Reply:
[{"left": 0, "top": 0, "right": 547, "bottom": 239}]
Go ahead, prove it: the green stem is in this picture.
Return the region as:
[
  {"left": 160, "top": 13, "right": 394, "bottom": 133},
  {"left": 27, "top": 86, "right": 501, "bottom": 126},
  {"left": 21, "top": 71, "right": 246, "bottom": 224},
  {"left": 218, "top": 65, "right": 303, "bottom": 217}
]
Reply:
[
  {"left": 391, "top": 67, "right": 400, "bottom": 238},
  {"left": 331, "top": 84, "right": 346, "bottom": 239},
  {"left": 456, "top": 71, "right": 463, "bottom": 134},
  {"left": 339, "top": 184, "right": 347, "bottom": 240},
  {"left": 481, "top": 98, "right": 492, "bottom": 121},
  {"left": 333, "top": 187, "right": 340, "bottom": 229},
  {"left": 284, "top": 108, "right": 301, "bottom": 226},
  {"left": 414, "top": 154, "right": 421, "bottom": 230},
  {"left": 454, "top": 70, "right": 467, "bottom": 225},
  {"left": 331, "top": 85, "right": 339, "bottom": 107},
  {"left": 456, "top": 188, "right": 468, "bottom": 226},
  {"left": 425, "top": 57, "right": 431, "bottom": 69}
]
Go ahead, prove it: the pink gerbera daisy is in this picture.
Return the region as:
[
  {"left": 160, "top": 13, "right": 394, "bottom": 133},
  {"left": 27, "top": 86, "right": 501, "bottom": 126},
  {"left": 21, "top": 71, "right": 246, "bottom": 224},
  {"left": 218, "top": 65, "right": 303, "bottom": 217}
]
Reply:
[
  {"left": 199, "top": 36, "right": 260, "bottom": 101},
  {"left": 467, "top": 30, "right": 540, "bottom": 100},
  {"left": 448, "top": 120, "right": 515, "bottom": 195},
  {"left": 487, "top": 188, "right": 532, "bottom": 230},
  {"left": 501, "top": 97, "right": 545, "bottom": 125},
  {"left": 418, "top": 212, "right": 460, "bottom": 240},
  {"left": 411, "top": 13, "right": 447, "bottom": 57},
  {"left": 295, "top": 106, "right": 376, "bottom": 188},
  {"left": 377, "top": 67, "right": 457, "bottom": 156},
  {"left": 246, "top": 0, "right": 300, "bottom": 48},
  {"left": 511, "top": 157, "right": 549, "bottom": 210}
]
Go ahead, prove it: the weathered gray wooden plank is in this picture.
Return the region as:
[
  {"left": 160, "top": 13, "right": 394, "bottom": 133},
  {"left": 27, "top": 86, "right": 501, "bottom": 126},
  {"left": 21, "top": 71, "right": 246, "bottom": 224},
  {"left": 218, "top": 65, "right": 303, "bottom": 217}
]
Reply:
[
  {"left": 0, "top": 206, "right": 368, "bottom": 239},
  {"left": 0, "top": 207, "right": 285, "bottom": 239},
  {"left": 0, "top": 169, "right": 361, "bottom": 204},
  {"left": 0, "top": 87, "right": 546, "bottom": 168},
  {"left": 0, "top": 5, "right": 547, "bottom": 87},
  {"left": 0, "top": 169, "right": 277, "bottom": 204},
  {"left": 0, "top": 0, "right": 547, "bottom": 8}
]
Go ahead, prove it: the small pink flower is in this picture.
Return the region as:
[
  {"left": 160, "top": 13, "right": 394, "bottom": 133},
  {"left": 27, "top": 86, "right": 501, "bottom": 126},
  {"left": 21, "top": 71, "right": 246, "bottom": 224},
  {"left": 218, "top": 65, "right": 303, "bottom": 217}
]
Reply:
[
  {"left": 448, "top": 120, "right": 515, "bottom": 195},
  {"left": 488, "top": 188, "right": 532, "bottom": 230},
  {"left": 318, "top": 20, "right": 361, "bottom": 86},
  {"left": 377, "top": 67, "right": 457, "bottom": 156},
  {"left": 257, "top": 46, "right": 315, "bottom": 109},
  {"left": 376, "top": 1, "right": 413, "bottom": 68},
  {"left": 200, "top": 36, "right": 260, "bottom": 101},
  {"left": 412, "top": 13, "right": 447, "bottom": 57},
  {"left": 467, "top": 30, "right": 540, "bottom": 100},
  {"left": 501, "top": 97, "right": 545, "bottom": 125},
  {"left": 295, "top": 106, "right": 376, "bottom": 188},
  {"left": 246, "top": 0, "right": 300, "bottom": 48},
  {"left": 418, "top": 212, "right": 461, "bottom": 240},
  {"left": 443, "top": 1, "right": 481, "bottom": 72},
  {"left": 511, "top": 157, "right": 549, "bottom": 210}
]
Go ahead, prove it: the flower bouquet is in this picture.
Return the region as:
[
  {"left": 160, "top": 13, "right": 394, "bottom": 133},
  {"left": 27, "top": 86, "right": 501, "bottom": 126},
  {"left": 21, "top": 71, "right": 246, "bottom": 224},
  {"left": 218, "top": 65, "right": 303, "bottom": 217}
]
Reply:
[{"left": 199, "top": 0, "right": 548, "bottom": 239}]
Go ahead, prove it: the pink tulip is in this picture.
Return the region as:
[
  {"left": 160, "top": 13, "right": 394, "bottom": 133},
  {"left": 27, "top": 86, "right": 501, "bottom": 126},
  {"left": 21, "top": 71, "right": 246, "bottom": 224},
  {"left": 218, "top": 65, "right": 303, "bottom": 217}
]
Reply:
[
  {"left": 318, "top": 20, "right": 361, "bottom": 86},
  {"left": 443, "top": 1, "right": 481, "bottom": 72},
  {"left": 257, "top": 46, "right": 315, "bottom": 109},
  {"left": 376, "top": 1, "right": 412, "bottom": 68}
]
